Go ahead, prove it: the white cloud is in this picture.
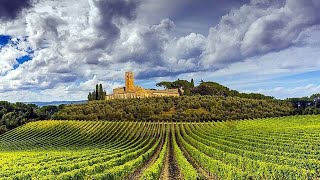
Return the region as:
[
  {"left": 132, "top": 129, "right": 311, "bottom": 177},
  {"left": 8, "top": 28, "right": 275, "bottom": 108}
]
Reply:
[
  {"left": 0, "top": 45, "right": 28, "bottom": 75},
  {"left": 250, "top": 84, "right": 320, "bottom": 99},
  {"left": 0, "top": 0, "right": 320, "bottom": 101}
]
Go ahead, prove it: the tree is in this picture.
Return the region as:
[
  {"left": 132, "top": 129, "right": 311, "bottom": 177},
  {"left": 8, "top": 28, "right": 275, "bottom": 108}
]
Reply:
[
  {"left": 88, "top": 92, "right": 92, "bottom": 101},
  {"left": 191, "top": 78, "right": 195, "bottom": 88},
  {"left": 37, "top": 106, "right": 58, "bottom": 120},
  {"left": 191, "top": 82, "right": 229, "bottom": 96},
  {"left": 156, "top": 82, "right": 173, "bottom": 89},
  {"left": 96, "top": 84, "right": 99, "bottom": 100},
  {"left": 99, "top": 84, "right": 106, "bottom": 100},
  {"left": 310, "top": 93, "right": 320, "bottom": 108},
  {"left": 88, "top": 84, "right": 107, "bottom": 101}
]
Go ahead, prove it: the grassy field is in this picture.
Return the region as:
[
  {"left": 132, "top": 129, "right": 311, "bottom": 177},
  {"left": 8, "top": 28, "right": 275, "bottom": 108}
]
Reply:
[{"left": 1, "top": 115, "right": 320, "bottom": 179}]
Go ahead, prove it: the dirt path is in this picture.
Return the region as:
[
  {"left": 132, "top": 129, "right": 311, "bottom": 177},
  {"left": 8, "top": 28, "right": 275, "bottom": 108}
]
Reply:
[
  {"left": 160, "top": 127, "right": 182, "bottom": 180},
  {"left": 127, "top": 131, "right": 165, "bottom": 180},
  {"left": 160, "top": 138, "right": 170, "bottom": 180}
]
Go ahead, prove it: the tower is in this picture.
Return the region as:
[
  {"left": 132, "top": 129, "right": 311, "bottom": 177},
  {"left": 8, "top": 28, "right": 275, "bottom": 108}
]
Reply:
[{"left": 125, "top": 72, "right": 134, "bottom": 92}]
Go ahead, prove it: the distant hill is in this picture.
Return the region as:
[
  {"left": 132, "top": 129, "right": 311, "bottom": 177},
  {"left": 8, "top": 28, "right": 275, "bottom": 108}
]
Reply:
[{"left": 23, "top": 100, "right": 87, "bottom": 107}]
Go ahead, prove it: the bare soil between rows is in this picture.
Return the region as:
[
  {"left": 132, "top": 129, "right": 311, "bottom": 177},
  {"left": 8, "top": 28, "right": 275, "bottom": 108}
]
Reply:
[{"left": 127, "top": 132, "right": 165, "bottom": 180}]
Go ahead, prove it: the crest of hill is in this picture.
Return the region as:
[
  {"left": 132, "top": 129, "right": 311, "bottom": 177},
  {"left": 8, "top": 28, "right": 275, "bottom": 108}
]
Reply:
[
  {"left": 54, "top": 95, "right": 293, "bottom": 122},
  {"left": 56, "top": 80, "right": 291, "bottom": 122}
]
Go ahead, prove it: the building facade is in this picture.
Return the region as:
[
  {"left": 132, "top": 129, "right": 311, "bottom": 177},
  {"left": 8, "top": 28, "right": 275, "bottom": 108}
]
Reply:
[{"left": 105, "top": 72, "right": 181, "bottom": 100}]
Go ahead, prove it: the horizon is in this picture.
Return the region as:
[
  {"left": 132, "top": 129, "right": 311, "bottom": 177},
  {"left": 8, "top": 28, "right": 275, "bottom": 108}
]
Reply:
[{"left": 0, "top": 0, "right": 320, "bottom": 102}]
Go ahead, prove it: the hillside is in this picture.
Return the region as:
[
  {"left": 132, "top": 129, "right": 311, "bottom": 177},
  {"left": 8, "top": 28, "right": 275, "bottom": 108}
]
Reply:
[
  {"left": 1, "top": 116, "right": 320, "bottom": 179},
  {"left": 55, "top": 95, "right": 293, "bottom": 121}
]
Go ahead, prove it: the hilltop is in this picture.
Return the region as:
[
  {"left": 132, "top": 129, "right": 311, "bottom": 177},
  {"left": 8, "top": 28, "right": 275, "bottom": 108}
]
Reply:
[{"left": 55, "top": 95, "right": 292, "bottom": 122}]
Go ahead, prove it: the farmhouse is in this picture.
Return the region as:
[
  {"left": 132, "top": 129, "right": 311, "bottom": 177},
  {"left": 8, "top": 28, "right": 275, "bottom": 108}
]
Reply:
[{"left": 105, "top": 72, "right": 181, "bottom": 100}]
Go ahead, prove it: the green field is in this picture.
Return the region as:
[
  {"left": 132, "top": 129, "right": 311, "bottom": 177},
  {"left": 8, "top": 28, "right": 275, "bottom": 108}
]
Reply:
[{"left": 1, "top": 115, "right": 320, "bottom": 179}]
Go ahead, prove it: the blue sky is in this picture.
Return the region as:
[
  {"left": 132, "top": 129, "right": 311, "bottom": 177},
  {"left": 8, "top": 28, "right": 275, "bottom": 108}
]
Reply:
[
  {"left": 0, "top": 0, "right": 319, "bottom": 102},
  {"left": 14, "top": 55, "right": 32, "bottom": 69},
  {"left": 1, "top": 35, "right": 33, "bottom": 70},
  {"left": 0, "top": 35, "right": 11, "bottom": 46}
]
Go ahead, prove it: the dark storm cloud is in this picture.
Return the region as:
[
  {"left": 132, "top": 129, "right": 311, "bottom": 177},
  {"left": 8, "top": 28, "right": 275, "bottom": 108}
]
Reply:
[
  {"left": 0, "top": 0, "right": 32, "bottom": 20},
  {"left": 92, "top": 0, "right": 140, "bottom": 48}
]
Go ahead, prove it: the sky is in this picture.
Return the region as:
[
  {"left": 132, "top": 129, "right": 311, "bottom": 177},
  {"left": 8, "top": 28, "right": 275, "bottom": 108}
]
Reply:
[{"left": 0, "top": 0, "right": 320, "bottom": 102}]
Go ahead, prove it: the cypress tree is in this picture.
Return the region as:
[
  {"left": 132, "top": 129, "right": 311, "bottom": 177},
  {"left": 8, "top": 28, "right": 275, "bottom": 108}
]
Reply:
[
  {"left": 99, "top": 84, "right": 103, "bottom": 100},
  {"left": 96, "top": 84, "right": 99, "bottom": 100},
  {"left": 191, "top": 78, "right": 195, "bottom": 88}
]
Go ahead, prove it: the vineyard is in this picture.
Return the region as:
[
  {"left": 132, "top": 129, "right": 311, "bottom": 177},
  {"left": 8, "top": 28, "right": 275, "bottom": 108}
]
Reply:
[{"left": 1, "top": 115, "right": 320, "bottom": 179}]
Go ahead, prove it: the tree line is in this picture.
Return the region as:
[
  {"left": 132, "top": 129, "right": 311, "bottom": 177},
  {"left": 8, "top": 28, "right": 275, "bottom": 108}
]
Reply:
[
  {"left": 286, "top": 93, "right": 320, "bottom": 115},
  {"left": 0, "top": 101, "right": 61, "bottom": 134},
  {"left": 157, "top": 79, "right": 274, "bottom": 100}
]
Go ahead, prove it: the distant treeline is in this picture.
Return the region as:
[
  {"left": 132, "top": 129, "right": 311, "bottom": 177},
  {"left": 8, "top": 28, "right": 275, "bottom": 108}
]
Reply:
[
  {"left": 286, "top": 93, "right": 320, "bottom": 115},
  {"left": 54, "top": 96, "right": 293, "bottom": 122},
  {"left": 0, "top": 101, "right": 61, "bottom": 134}
]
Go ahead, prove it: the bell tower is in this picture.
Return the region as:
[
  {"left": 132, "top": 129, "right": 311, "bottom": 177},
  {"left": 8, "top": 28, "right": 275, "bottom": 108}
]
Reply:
[{"left": 125, "top": 72, "right": 134, "bottom": 92}]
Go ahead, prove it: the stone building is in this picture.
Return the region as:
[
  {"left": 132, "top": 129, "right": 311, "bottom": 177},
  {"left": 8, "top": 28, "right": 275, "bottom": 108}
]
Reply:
[{"left": 105, "top": 72, "right": 181, "bottom": 100}]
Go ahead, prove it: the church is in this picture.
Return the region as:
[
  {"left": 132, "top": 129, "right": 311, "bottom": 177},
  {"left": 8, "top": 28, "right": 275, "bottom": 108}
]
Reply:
[{"left": 105, "top": 72, "right": 181, "bottom": 100}]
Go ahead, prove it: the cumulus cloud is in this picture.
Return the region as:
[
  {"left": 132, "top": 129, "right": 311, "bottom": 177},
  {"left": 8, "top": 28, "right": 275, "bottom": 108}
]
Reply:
[
  {"left": 0, "top": 45, "right": 27, "bottom": 75},
  {"left": 115, "top": 18, "right": 174, "bottom": 66},
  {"left": 0, "top": 0, "right": 320, "bottom": 101},
  {"left": 0, "top": 0, "right": 142, "bottom": 93},
  {"left": 137, "top": 0, "right": 320, "bottom": 77},
  {"left": 92, "top": 0, "right": 140, "bottom": 47},
  {"left": 252, "top": 84, "right": 320, "bottom": 99},
  {"left": 202, "top": 0, "right": 320, "bottom": 68}
]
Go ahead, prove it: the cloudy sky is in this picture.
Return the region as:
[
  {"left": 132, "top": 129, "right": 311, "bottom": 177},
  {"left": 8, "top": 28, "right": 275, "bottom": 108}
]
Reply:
[{"left": 0, "top": 0, "right": 320, "bottom": 102}]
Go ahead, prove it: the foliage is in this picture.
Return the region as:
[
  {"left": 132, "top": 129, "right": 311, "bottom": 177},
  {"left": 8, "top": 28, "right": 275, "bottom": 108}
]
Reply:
[
  {"left": 55, "top": 95, "right": 293, "bottom": 122},
  {"left": 286, "top": 93, "right": 320, "bottom": 115},
  {"left": 191, "top": 81, "right": 275, "bottom": 100},
  {"left": 172, "top": 125, "right": 199, "bottom": 179},
  {"left": 0, "top": 101, "right": 60, "bottom": 134},
  {"left": 156, "top": 79, "right": 274, "bottom": 100},
  {"left": 88, "top": 84, "right": 106, "bottom": 101},
  {"left": 0, "top": 121, "right": 164, "bottom": 179},
  {"left": 156, "top": 79, "right": 194, "bottom": 96}
]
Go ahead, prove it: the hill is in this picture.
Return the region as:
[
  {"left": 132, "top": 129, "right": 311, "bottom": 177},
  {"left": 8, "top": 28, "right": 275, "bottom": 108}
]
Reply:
[
  {"left": 1, "top": 116, "right": 320, "bottom": 179},
  {"left": 55, "top": 95, "right": 293, "bottom": 121}
]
